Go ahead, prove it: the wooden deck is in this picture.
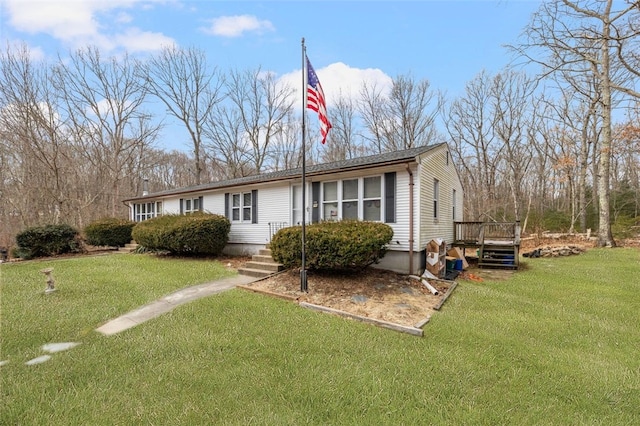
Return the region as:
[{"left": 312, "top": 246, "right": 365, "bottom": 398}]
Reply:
[{"left": 453, "top": 221, "right": 521, "bottom": 269}]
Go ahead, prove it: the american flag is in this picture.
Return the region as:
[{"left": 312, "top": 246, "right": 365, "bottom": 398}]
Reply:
[{"left": 306, "top": 56, "right": 331, "bottom": 144}]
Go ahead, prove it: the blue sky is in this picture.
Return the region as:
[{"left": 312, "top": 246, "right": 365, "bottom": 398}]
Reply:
[{"left": 1, "top": 0, "right": 542, "bottom": 151}]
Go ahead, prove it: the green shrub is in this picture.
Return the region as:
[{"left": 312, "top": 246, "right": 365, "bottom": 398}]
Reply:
[
  {"left": 132, "top": 213, "right": 230, "bottom": 256},
  {"left": 84, "top": 217, "right": 136, "bottom": 247},
  {"left": 612, "top": 215, "right": 639, "bottom": 240},
  {"left": 14, "top": 224, "right": 81, "bottom": 259},
  {"left": 270, "top": 221, "right": 394, "bottom": 271},
  {"left": 541, "top": 209, "right": 572, "bottom": 232}
]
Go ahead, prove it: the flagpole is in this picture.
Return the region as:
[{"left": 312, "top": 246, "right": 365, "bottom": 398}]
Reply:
[{"left": 300, "top": 37, "right": 308, "bottom": 292}]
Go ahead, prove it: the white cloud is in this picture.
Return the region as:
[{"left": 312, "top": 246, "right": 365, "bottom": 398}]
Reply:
[
  {"left": 115, "top": 12, "right": 134, "bottom": 24},
  {"left": 114, "top": 28, "right": 176, "bottom": 53},
  {"left": 202, "top": 15, "right": 275, "bottom": 38},
  {"left": 279, "top": 62, "right": 393, "bottom": 112},
  {"left": 2, "top": 0, "right": 175, "bottom": 53}
]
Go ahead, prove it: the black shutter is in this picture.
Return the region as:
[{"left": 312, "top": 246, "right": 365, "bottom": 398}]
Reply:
[
  {"left": 224, "top": 193, "right": 229, "bottom": 219},
  {"left": 311, "top": 182, "right": 320, "bottom": 223},
  {"left": 251, "top": 189, "right": 258, "bottom": 224},
  {"left": 179, "top": 198, "right": 184, "bottom": 215},
  {"left": 384, "top": 172, "right": 396, "bottom": 223},
  {"left": 198, "top": 196, "right": 203, "bottom": 212}
]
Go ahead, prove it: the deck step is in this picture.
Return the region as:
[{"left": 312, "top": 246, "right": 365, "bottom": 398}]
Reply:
[{"left": 479, "top": 244, "right": 518, "bottom": 269}]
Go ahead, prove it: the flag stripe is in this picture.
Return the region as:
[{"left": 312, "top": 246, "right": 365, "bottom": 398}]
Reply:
[{"left": 306, "top": 56, "right": 331, "bottom": 144}]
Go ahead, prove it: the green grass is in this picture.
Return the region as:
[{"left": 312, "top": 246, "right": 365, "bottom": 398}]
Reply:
[{"left": 1, "top": 249, "right": 639, "bottom": 424}]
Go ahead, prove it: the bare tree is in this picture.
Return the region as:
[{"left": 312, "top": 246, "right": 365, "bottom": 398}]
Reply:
[
  {"left": 359, "top": 74, "right": 442, "bottom": 153},
  {"left": 444, "top": 70, "right": 504, "bottom": 220},
  {"left": 513, "top": 0, "right": 640, "bottom": 246},
  {"left": 204, "top": 104, "right": 252, "bottom": 179},
  {"left": 322, "top": 92, "right": 368, "bottom": 162},
  {"left": 144, "top": 46, "right": 223, "bottom": 185},
  {"left": 490, "top": 70, "right": 536, "bottom": 222},
  {"left": 268, "top": 111, "right": 304, "bottom": 171},
  {"left": 0, "top": 43, "right": 73, "bottom": 228},
  {"left": 53, "top": 47, "right": 159, "bottom": 218},
  {"left": 218, "top": 67, "right": 295, "bottom": 175}
]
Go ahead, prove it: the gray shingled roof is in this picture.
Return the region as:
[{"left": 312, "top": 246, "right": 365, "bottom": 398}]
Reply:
[{"left": 124, "top": 143, "right": 444, "bottom": 202}]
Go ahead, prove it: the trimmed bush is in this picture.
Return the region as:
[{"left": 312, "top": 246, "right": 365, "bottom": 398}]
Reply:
[
  {"left": 84, "top": 217, "right": 136, "bottom": 247},
  {"left": 132, "top": 213, "right": 230, "bottom": 256},
  {"left": 14, "top": 224, "right": 81, "bottom": 259},
  {"left": 270, "top": 221, "right": 394, "bottom": 271}
]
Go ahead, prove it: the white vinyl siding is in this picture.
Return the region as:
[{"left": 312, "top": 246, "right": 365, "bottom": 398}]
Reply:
[{"left": 417, "top": 146, "right": 463, "bottom": 248}]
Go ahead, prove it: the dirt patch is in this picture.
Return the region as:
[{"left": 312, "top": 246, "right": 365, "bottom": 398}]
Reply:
[{"left": 241, "top": 268, "right": 455, "bottom": 328}]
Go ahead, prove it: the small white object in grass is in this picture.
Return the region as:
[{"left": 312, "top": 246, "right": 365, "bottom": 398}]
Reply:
[
  {"left": 0, "top": 360, "right": 8, "bottom": 367},
  {"left": 26, "top": 355, "right": 52, "bottom": 365},
  {"left": 42, "top": 342, "right": 80, "bottom": 353}
]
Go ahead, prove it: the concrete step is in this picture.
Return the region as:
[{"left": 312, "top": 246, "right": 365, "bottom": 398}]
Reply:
[
  {"left": 252, "top": 254, "right": 278, "bottom": 264},
  {"left": 118, "top": 241, "right": 139, "bottom": 253},
  {"left": 258, "top": 248, "right": 273, "bottom": 256},
  {"left": 237, "top": 267, "right": 275, "bottom": 278},
  {"left": 242, "top": 261, "right": 283, "bottom": 273}
]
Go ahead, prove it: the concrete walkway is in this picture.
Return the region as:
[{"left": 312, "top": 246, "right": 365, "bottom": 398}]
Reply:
[{"left": 96, "top": 274, "right": 259, "bottom": 336}]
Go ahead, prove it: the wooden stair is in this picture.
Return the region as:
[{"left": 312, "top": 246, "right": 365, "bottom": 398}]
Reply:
[
  {"left": 478, "top": 243, "right": 519, "bottom": 269},
  {"left": 238, "top": 248, "right": 284, "bottom": 278}
]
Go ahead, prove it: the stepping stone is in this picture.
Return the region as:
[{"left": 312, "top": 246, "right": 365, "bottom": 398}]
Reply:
[
  {"left": 26, "top": 355, "right": 51, "bottom": 366},
  {"left": 400, "top": 287, "right": 414, "bottom": 295},
  {"left": 42, "top": 342, "right": 80, "bottom": 353},
  {"left": 374, "top": 283, "right": 386, "bottom": 290},
  {"left": 395, "top": 303, "right": 412, "bottom": 309},
  {"left": 351, "top": 295, "right": 368, "bottom": 303}
]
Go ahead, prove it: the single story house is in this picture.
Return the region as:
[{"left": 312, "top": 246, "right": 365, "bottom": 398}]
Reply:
[{"left": 123, "top": 143, "right": 464, "bottom": 275}]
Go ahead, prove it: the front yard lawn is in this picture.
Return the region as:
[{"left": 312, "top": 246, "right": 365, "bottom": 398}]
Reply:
[{"left": 1, "top": 249, "right": 639, "bottom": 424}]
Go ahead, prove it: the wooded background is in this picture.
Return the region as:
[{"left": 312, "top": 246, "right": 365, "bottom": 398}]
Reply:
[{"left": 1, "top": 1, "right": 639, "bottom": 248}]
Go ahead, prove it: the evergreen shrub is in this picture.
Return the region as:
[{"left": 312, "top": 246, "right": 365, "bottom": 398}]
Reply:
[
  {"left": 270, "top": 221, "right": 394, "bottom": 271},
  {"left": 84, "top": 217, "right": 136, "bottom": 247},
  {"left": 132, "top": 213, "right": 230, "bottom": 256},
  {"left": 14, "top": 224, "right": 81, "bottom": 259}
]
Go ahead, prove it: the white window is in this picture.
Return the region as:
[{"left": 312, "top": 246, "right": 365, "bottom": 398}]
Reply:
[
  {"left": 321, "top": 176, "right": 383, "bottom": 222},
  {"left": 292, "top": 185, "right": 302, "bottom": 225},
  {"left": 433, "top": 179, "right": 440, "bottom": 220},
  {"left": 452, "top": 189, "right": 457, "bottom": 220},
  {"left": 134, "top": 201, "right": 162, "bottom": 222},
  {"left": 183, "top": 197, "right": 201, "bottom": 214},
  {"left": 323, "top": 182, "right": 339, "bottom": 220},
  {"left": 232, "top": 192, "right": 252, "bottom": 222},
  {"left": 363, "top": 176, "right": 381, "bottom": 221},
  {"left": 342, "top": 179, "right": 358, "bottom": 220}
]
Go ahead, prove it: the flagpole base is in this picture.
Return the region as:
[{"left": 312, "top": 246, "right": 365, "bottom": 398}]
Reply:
[{"left": 300, "top": 269, "right": 308, "bottom": 292}]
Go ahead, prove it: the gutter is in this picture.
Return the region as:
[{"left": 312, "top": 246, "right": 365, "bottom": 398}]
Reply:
[{"left": 406, "top": 164, "right": 414, "bottom": 275}]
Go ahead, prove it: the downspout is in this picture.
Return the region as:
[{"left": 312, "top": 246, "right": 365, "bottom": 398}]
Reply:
[{"left": 406, "top": 164, "right": 414, "bottom": 275}]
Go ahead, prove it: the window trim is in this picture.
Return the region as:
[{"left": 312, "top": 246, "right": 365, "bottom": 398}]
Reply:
[
  {"left": 433, "top": 178, "right": 440, "bottom": 221},
  {"left": 133, "top": 201, "right": 162, "bottom": 222},
  {"left": 320, "top": 175, "right": 384, "bottom": 222},
  {"left": 182, "top": 196, "right": 203, "bottom": 215},
  {"left": 231, "top": 191, "right": 253, "bottom": 223}
]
